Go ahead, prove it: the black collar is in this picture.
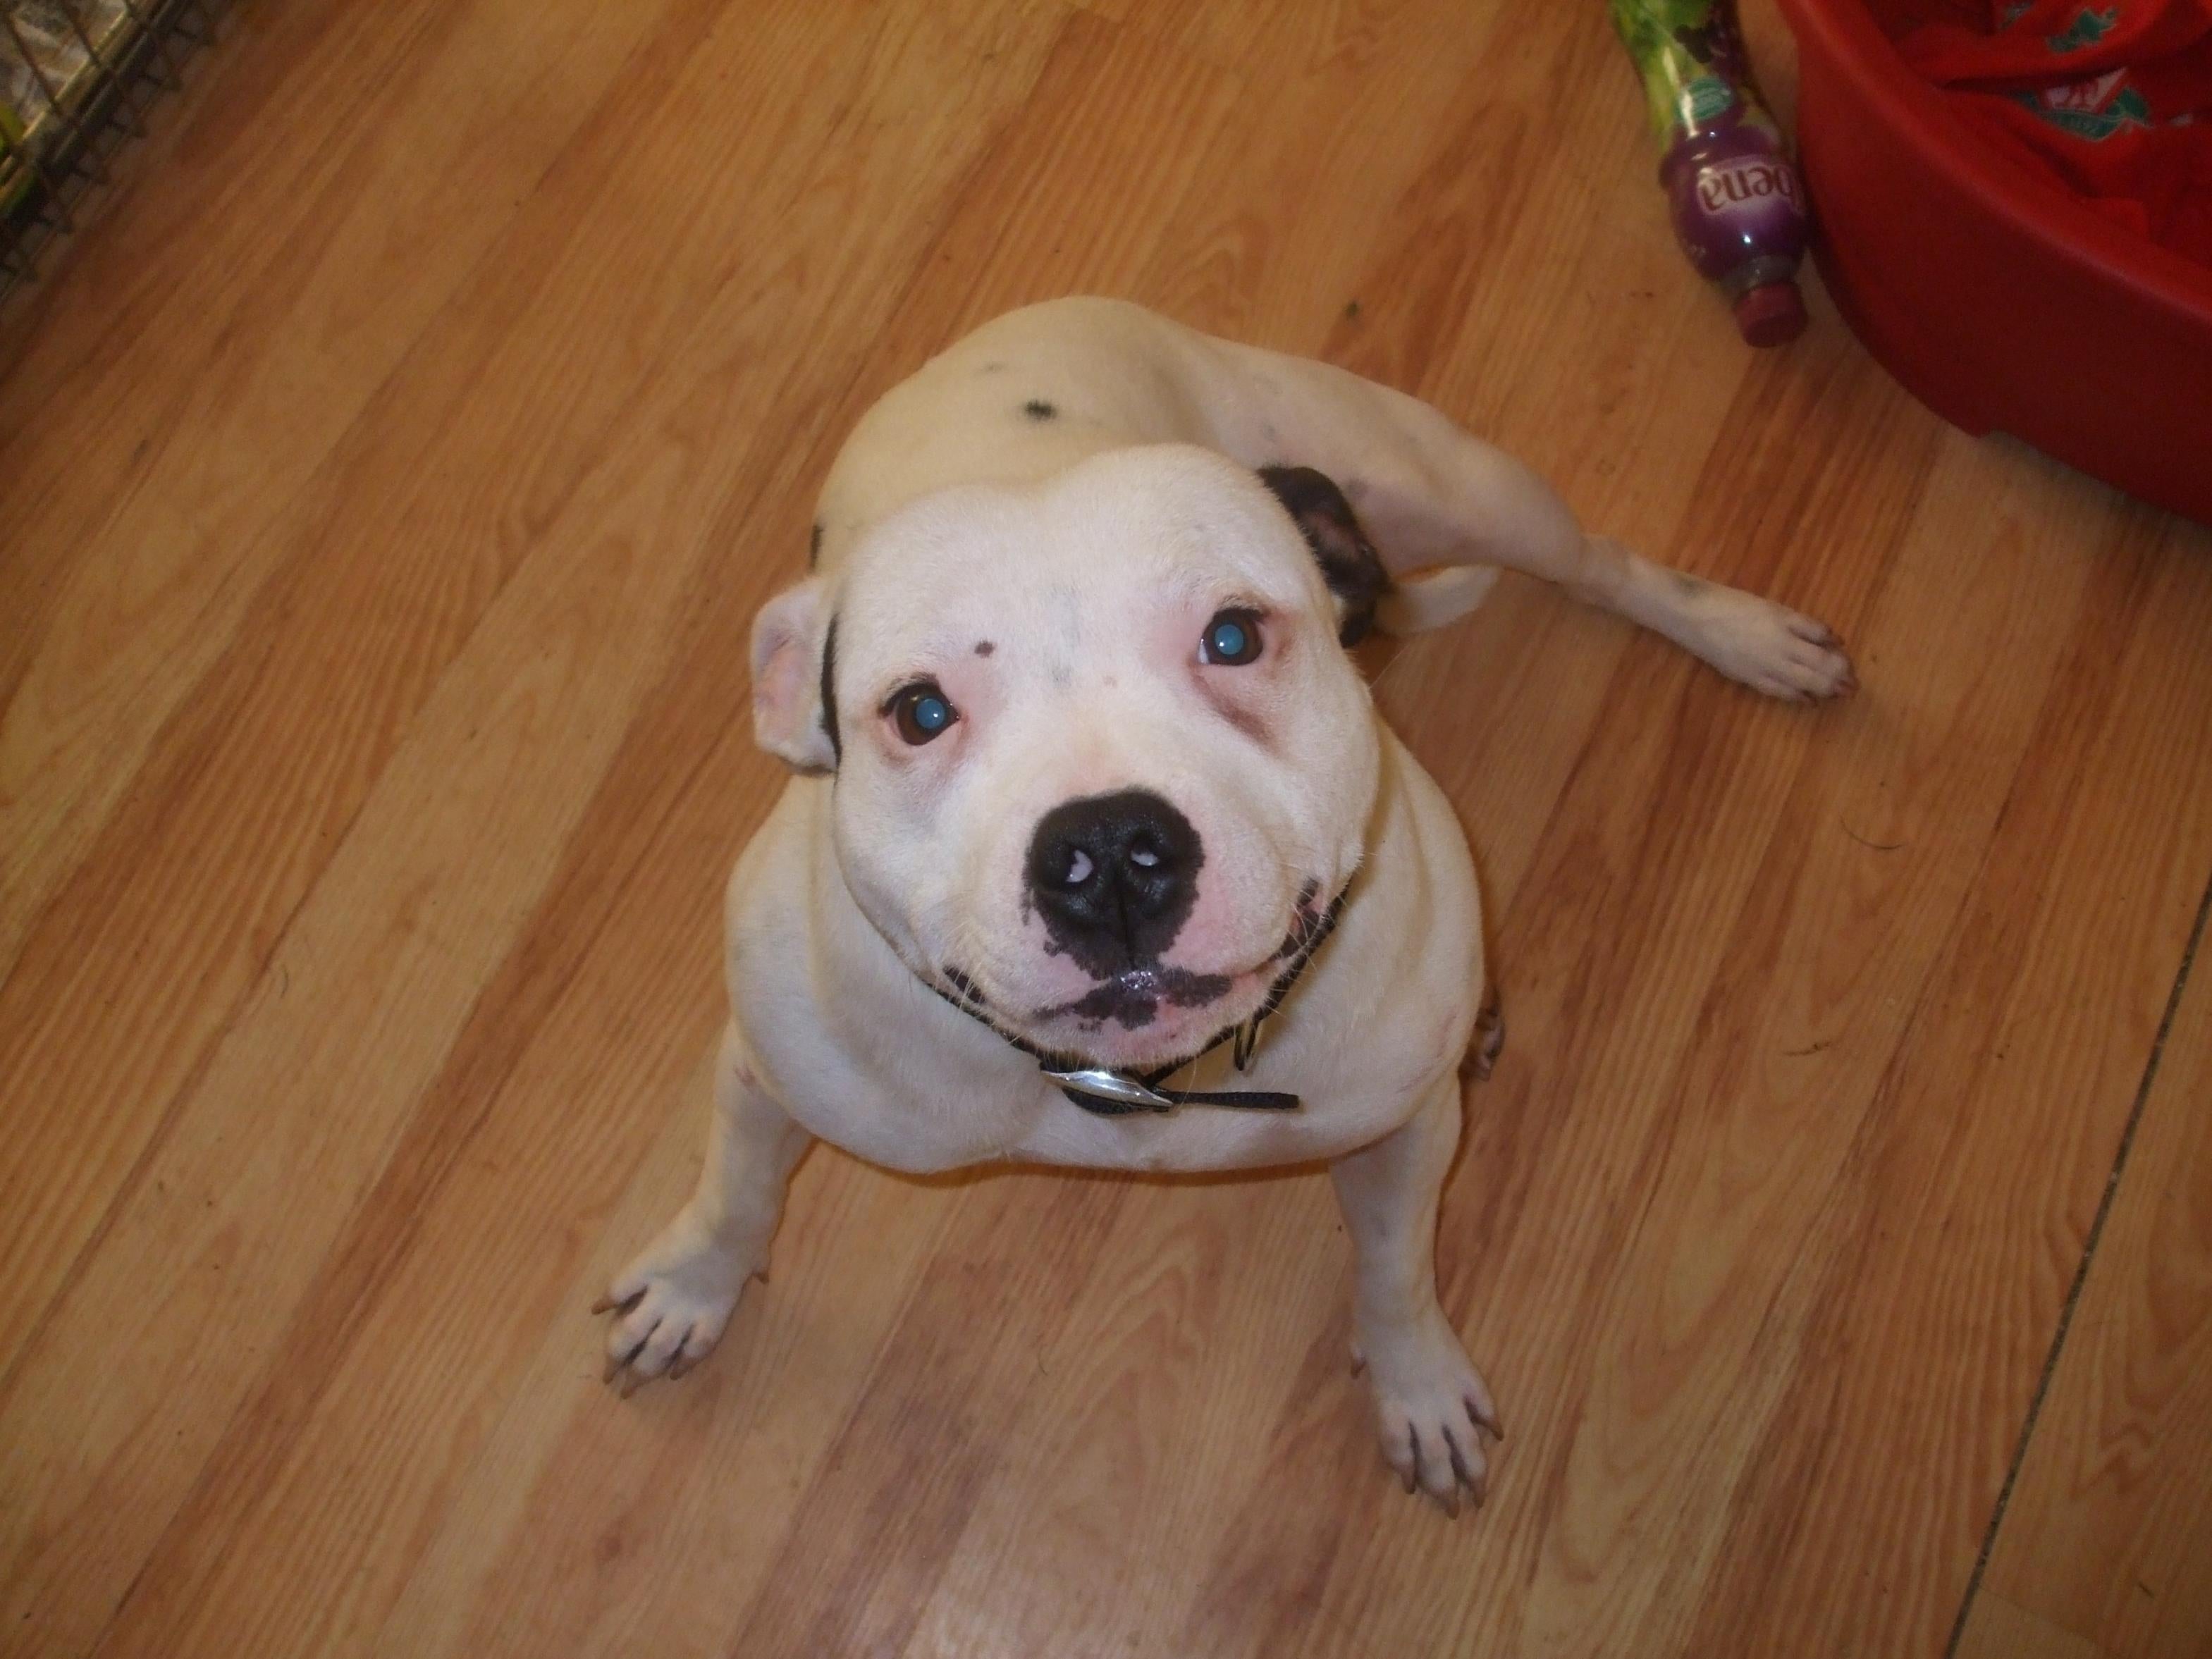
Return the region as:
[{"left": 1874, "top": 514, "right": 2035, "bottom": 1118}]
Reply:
[{"left": 923, "top": 884, "right": 1351, "bottom": 1116}]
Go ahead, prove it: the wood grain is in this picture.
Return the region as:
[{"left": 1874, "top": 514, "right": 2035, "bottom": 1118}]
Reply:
[
  {"left": 0, "top": 0, "right": 703, "bottom": 968},
  {"left": 1959, "top": 1593, "right": 2113, "bottom": 1659},
  {"left": 2, "top": 1, "right": 2208, "bottom": 1656},
  {"left": 1961, "top": 910, "right": 2212, "bottom": 1659}
]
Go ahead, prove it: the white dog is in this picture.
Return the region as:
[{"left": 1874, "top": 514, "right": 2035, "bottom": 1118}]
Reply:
[{"left": 595, "top": 297, "right": 1852, "bottom": 1512}]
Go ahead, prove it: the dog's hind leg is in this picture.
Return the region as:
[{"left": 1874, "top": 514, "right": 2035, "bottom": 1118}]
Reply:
[
  {"left": 1184, "top": 332, "right": 1855, "bottom": 701},
  {"left": 1331, "top": 1076, "right": 1501, "bottom": 1514},
  {"left": 595, "top": 1021, "right": 812, "bottom": 1394}
]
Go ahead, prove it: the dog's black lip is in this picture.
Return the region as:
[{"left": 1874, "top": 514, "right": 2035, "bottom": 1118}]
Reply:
[{"left": 1034, "top": 965, "right": 1236, "bottom": 1031}]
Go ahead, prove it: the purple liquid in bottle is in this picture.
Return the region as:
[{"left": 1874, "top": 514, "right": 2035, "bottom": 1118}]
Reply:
[{"left": 1611, "top": 0, "right": 1809, "bottom": 346}]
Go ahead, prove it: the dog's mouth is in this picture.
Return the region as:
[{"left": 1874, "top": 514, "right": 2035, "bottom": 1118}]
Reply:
[
  {"left": 940, "top": 879, "right": 1334, "bottom": 1066},
  {"left": 1034, "top": 963, "right": 1239, "bottom": 1031}
]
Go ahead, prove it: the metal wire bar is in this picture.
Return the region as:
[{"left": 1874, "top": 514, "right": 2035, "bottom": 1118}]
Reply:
[{"left": 1, "top": 0, "right": 223, "bottom": 307}]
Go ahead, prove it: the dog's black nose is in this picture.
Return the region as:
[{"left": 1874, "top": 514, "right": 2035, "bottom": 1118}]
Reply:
[{"left": 1026, "top": 789, "right": 1203, "bottom": 973}]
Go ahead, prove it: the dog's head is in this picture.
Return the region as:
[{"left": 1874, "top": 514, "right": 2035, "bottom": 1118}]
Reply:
[{"left": 751, "top": 445, "right": 1389, "bottom": 1071}]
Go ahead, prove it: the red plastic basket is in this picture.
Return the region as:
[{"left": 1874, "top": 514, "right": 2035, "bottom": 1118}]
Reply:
[{"left": 1778, "top": 0, "right": 2212, "bottom": 523}]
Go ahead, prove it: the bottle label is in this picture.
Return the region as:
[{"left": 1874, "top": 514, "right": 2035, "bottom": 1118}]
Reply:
[
  {"left": 1684, "top": 74, "right": 1736, "bottom": 125},
  {"left": 1695, "top": 154, "right": 1803, "bottom": 216}
]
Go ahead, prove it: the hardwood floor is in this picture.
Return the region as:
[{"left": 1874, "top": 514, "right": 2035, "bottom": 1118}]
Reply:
[{"left": 4, "top": 2, "right": 2208, "bottom": 1655}]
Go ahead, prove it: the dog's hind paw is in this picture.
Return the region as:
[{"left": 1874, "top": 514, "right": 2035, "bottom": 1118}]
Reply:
[
  {"left": 1463, "top": 985, "right": 1504, "bottom": 1083},
  {"left": 593, "top": 1212, "right": 756, "bottom": 1396}
]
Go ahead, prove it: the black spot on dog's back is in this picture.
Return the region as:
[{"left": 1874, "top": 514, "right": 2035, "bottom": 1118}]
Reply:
[
  {"left": 974, "top": 640, "right": 995, "bottom": 657},
  {"left": 809, "top": 522, "right": 823, "bottom": 569},
  {"left": 1021, "top": 399, "right": 1057, "bottom": 421}
]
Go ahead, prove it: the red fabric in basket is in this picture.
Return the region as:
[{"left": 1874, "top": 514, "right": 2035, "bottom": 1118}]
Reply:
[{"left": 1895, "top": 1, "right": 2212, "bottom": 264}]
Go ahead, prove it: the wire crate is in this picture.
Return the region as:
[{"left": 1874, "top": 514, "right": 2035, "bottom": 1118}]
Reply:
[{"left": 1, "top": 0, "right": 220, "bottom": 302}]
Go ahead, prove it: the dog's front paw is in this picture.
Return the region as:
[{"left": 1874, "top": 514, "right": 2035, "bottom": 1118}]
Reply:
[
  {"left": 1355, "top": 1308, "right": 1502, "bottom": 1516},
  {"left": 592, "top": 1211, "right": 755, "bottom": 1396},
  {"left": 1676, "top": 582, "right": 1856, "bottom": 703}
]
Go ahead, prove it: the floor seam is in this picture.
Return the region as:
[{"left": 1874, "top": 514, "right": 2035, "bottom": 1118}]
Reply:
[{"left": 1943, "top": 860, "right": 2212, "bottom": 1659}]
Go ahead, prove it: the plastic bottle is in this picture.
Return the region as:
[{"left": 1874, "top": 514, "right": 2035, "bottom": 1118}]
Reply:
[{"left": 1609, "top": 0, "right": 1810, "bottom": 347}]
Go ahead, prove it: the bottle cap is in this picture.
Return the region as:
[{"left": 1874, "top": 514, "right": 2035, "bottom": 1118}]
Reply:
[{"left": 1733, "top": 280, "right": 1807, "bottom": 347}]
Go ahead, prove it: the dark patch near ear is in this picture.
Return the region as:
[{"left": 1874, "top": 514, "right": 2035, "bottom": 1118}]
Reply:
[
  {"left": 818, "top": 614, "right": 842, "bottom": 765},
  {"left": 809, "top": 522, "right": 823, "bottom": 569},
  {"left": 1257, "top": 464, "right": 1391, "bottom": 646},
  {"left": 1021, "top": 399, "right": 1057, "bottom": 421},
  {"left": 974, "top": 640, "right": 995, "bottom": 657},
  {"left": 1671, "top": 569, "right": 1708, "bottom": 597}
]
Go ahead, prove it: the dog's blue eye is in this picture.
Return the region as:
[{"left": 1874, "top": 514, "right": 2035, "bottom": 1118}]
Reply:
[
  {"left": 890, "top": 682, "right": 958, "bottom": 746},
  {"left": 1202, "top": 608, "right": 1262, "bottom": 666}
]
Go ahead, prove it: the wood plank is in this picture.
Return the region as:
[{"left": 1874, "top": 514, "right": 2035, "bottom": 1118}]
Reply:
[
  {"left": 1967, "top": 907, "right": 2212, "bottom": 1659},
  {"left": 0, "top": 0, "right": 738, "bottom": 1371},
  {"left": 0, "top": 0, "right": 897, "bottom": 1385},
  {"left": 1137, "top": 0, "right": 1528, "bottom": 345},
  {"left": 1958, "top": 1593, "right": 2113, "bottom": 1659},
  {"left": 0, "top": 0, "right": 697, "bottom": 968},
  {"left": 0, "top": 6, "right": 1067, "bottom": 1654},
  {"left": 1665, "top": 500, "right": 2212, "bottom": 1659},
  {"left": 1071, "top": 0, "right": 1401, "bottom": 75}
]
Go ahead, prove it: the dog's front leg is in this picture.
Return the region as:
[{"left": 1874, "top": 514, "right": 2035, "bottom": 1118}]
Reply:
[
  {"left": 1331, "top": 1077, "right": 1501, "bottom": 1514},
  {"left": 596, "top": 1021, "right": 811, "bottom": 1394}
]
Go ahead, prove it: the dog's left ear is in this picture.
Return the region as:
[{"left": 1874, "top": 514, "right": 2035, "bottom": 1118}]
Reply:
[
  {"left": 751, "top": 576, "right": 840, "bottom": 772},
  {"left": 1258, "top": 464, "right": 1391, "bottom": 647}
]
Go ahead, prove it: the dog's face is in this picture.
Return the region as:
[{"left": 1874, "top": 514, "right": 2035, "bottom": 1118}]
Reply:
[{"left": 753, "top": 445, "right": 1387, "bottom": 1071}]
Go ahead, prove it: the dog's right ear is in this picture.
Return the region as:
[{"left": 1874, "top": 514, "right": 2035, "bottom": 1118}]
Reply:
[
  {"left": 1256, "top": 464, "right": 1391, "bottom": 646},
  {"left": 751, "top": 576, "right": 840, "bottom": 772}
]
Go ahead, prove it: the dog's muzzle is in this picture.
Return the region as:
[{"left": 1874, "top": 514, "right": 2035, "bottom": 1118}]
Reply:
[{"left": 930, "top": 880, "right": 1353, "bottom": 1116}]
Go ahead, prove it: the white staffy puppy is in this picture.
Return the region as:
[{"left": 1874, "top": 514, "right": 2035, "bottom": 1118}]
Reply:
[{"left": 595, "top": 297, "right": 1852, "bottom": 1512}]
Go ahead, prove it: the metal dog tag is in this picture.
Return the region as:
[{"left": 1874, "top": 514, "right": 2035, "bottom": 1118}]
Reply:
[{"left": 1045, "top": 1067, "right": 1176, "bottom": 1112}]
